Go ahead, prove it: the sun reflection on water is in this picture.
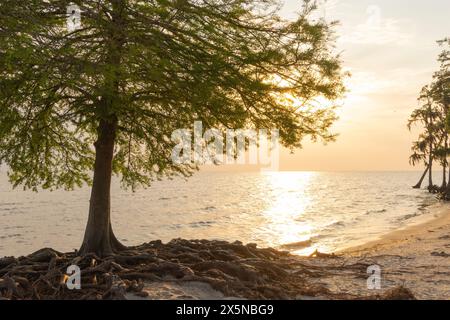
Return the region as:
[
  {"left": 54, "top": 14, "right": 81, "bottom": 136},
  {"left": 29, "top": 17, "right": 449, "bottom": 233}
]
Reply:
[{"left": 259, "top": 171, "right": 332, "bottom": 256}]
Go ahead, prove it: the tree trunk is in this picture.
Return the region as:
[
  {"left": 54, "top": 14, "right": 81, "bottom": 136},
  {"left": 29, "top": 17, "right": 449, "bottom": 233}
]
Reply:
[
  {"left": 79, "top": 0, "right": 127, "bottom": 257},
  {"left": 428, "top": 145, "right": 434, "bottom": 191},
  {"left": 442, "top": 137, "right": 448, "bottom": 190},
  {"left": 444, "top": 175, "right": 450, "bottom": 200},
  {"left": 79, "top": 118, "right": 126, "bottom": 257},
  {"left": 442, "top": 165, "right": 447, "bottom": 190},
  {"left": 444, "top": 138, "right": 450, "bottom": 199},
  {"left": 413, "top": 165, "right": 430, "bottom": 189},
  {"left": 448, "top": 154, "right": 450, "bottom": 188}
]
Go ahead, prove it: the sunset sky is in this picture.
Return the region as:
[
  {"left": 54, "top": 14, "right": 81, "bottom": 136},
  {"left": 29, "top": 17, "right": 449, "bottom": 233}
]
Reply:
[{"left": 276, "top": 0, "right": 450, "bottom": 171}]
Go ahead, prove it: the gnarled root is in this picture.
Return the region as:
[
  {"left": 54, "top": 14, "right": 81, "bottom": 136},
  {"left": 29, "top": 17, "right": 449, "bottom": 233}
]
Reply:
[{"left": 0, "top": 239, "right": 415, "bottom": 300}]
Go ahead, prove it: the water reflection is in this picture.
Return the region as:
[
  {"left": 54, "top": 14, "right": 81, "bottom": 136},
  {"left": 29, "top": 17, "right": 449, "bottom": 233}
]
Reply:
[
  {"left": 258, "top": 172, "right": 317, "bottom": 254},
  {"left": 0, "top": 171, "right": 441, "bottom": 257}
]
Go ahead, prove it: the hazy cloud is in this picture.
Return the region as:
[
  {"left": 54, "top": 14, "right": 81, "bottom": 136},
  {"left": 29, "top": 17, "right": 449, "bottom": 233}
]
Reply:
[{"left": 339, "top": 5, "right": 414, "bottom": 45}]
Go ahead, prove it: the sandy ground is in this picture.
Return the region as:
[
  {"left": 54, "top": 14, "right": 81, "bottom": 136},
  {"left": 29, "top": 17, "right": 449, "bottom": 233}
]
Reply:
[
  {"left": 281, "top": 205, "right": 450, "bottom": 300},
  {"left": 126, "top": 281, "right": 236, "bottom": 300},
  {"left": 336, "top": 205, "right": 450, "bottom": 299},
  {"left": 127, "top": 206, "right": 450, "bottom": 300}
]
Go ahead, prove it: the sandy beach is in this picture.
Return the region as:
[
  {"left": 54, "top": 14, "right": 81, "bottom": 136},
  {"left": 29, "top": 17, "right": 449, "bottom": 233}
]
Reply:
[
  {"left": 128, "top": 206, "right": 450, "bottom": 300},
  {"left": 335, "top": 205, "right": 450, "bottom": 299}
]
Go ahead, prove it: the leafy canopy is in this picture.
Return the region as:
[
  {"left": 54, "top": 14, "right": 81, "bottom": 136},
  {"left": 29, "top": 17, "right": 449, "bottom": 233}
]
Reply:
[
  {"left": 408, "top": 39, "right": 450, "bottom": 167},
  {"left": 0, "top": 0, "right": 346, "bottom": 191}
]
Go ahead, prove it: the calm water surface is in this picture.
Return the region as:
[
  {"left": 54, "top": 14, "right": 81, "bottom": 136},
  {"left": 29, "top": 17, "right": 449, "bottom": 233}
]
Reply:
[{"left": 0, "top": 171, "right": 446, "bottom": 257}]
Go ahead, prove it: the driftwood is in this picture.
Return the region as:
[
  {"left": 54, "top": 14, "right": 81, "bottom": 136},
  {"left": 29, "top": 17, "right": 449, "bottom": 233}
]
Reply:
[
  {"left": 309, "top": 249, "right": 338, "bottom": 259},
  {"left": 0, "top": 240, "right": 415, "bottom": 300}
]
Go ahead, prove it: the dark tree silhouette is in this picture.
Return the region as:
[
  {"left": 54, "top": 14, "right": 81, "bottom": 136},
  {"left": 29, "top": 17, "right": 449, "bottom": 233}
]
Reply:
[{"left": 409, "top": 39, "right": 449, "bottom": 194}]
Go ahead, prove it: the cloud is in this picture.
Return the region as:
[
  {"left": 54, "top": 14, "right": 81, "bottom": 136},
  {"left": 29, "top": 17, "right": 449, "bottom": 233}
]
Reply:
[{"left": 338, "top": 5, "right": 414, "bottom": 45}]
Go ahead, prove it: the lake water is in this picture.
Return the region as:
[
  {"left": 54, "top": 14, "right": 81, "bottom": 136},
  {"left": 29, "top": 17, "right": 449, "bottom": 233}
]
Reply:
[{"left": 0, "top": 171, "right": 446, "bottom": 257}]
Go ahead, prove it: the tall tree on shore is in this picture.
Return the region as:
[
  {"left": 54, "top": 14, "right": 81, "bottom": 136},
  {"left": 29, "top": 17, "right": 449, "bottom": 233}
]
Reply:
[
  {"left": 409, "top": 38, "right": 450, "bottom": 194},
  {"left": 433, "top": 38, "right": 450, "bottom": 198},
  {"left": 408, "top": 87, "right": 440, "bottom": 190},
  {"left": 0, "top": 0, "right": 346, "bottom": 256},
  {"left": 409, "top": 138, "right": 431, "bottom": 189}
]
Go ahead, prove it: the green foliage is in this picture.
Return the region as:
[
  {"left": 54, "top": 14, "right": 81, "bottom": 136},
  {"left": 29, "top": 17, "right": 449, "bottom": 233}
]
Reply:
[
  {"left": 408, "top": 39, "right": 450, "bottom": 169},
  {"left": 0, "top": 0, "right": 346, "bottom": 191}
]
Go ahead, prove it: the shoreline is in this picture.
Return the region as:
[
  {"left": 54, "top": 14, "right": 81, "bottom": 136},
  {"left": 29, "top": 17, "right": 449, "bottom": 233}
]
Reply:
[
  {"left": 1, "top": 206, "right": 449, "bottom": 300},
  {"left": 335, "top": 205, "right": 450, "bottom": 299},
  {"left": 341, "top": 204, "right": 450, "bottom": 255}
]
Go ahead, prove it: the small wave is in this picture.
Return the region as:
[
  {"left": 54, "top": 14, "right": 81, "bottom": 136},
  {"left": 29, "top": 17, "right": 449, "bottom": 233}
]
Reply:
[
  {"left": 417, "top": 203, "right": 432, "bottom": 211},
  {"left": 365, "top": 209, "right": 387, "bottom": 215},
  {"left": 0, "top": 207, "right": 15, "bottom": 211},
  {"left": 4, "top": 226, "right": 26, "bottom": 230},
  {"left": 201, "top": 206, "right": 216, "bottom": 211},
  {"left": 279, "top": 239, "right": 312, "bottom": 250},
  {"left": 0, "top": 233, "right": 23, "bottom": 240},
  {"left": 322, "top": 221, "right": 345, "bottom": 230},
  {"left": 188, "top": 221, "right": 215, "bottom": 228},
  {"left": 397, "top": 213, "right": 420, "bottom": 222},
  {"left": 0, "top": 202, "right": 19, "bottom": 207},
  {"left": 395, "top": 194, "right": 412, "bottom": 198},
  {"left": 309, "top": 234, "right": 326, "bottom": 241}
]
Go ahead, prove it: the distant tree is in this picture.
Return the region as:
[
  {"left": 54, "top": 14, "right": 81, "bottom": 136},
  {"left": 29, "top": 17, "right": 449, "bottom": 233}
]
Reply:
[
  {"left": 409, "top": 38, "right": 450, "bottom": 194},
  {"left": 408, "top": 87, "right": 440, "bottom": 190},
  {"left": 432, "top": 38, "right": 450, "bottom": 198},
  {"left": 409, "top": 143, "right": 429, "bottom": 189},
  {"left": 0, "top": 0, "right": 346, "bottom": 256}
]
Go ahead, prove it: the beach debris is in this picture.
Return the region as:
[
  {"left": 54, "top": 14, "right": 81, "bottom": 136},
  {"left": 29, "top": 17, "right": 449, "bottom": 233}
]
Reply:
[{"left": 309, "top": 250, "right": 338, "bottom": 259}]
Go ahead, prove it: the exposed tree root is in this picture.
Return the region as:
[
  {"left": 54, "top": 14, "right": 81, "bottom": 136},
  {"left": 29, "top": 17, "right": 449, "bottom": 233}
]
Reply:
[{"left": 0, "top": 240, "right": 415, "bottom": 300}]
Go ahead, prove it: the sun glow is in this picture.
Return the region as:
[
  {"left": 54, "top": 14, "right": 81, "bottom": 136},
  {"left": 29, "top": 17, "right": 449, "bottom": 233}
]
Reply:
[
  {"left": 260, "top": 172, "right": 314, "bottom": 246},
  {"left": 258, "top": 171, "right": 335, "bottom": 256}
]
